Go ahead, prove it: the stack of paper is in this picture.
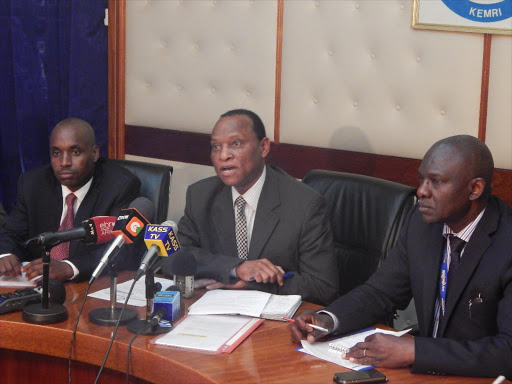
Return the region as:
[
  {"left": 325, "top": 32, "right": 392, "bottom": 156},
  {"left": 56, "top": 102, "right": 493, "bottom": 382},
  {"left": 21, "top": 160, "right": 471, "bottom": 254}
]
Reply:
[
  {"left": 153, "top": 314, "right": 263, "bottom": 353},
  {"left": 260, "top": 294, "right": 302, "bottom": 321},
  {"left": 154, "top": 290, "right": 302, "bottom": 354},
  {"left": 187, "top": 290, "right": 302, "bottom": 321}
]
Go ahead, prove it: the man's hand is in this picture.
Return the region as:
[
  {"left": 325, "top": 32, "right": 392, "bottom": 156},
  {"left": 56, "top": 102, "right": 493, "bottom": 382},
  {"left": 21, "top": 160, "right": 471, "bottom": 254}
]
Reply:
[
  {"left": 290, "top": 310, "right": 334, "bottom": 344},
  {"left": 236, "top": 259, "right": 285, "bottom": 285},
  {"left": 0, "top": 254, "right": 22, "bottom": 277},
  {"left": 22, "top": 259, "right": 74, "bottom": 282},
  {"left": 194, "top": 278, "right": 248, "bottom": 291},
  {"left": 342, "top": 333, "right": 415, "bottom": 368}
]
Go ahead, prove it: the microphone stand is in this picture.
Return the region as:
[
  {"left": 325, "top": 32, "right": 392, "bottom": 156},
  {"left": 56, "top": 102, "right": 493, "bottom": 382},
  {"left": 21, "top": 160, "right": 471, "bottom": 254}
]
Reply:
[
  {"left": 89, "top": 258, "right": 137, "bottom": 326},
  {"left": 127, "top": 267, "right": 171, "bottom": 335},
  {"left": 23, "top": 245, "right": 68, "bottom": 324}
]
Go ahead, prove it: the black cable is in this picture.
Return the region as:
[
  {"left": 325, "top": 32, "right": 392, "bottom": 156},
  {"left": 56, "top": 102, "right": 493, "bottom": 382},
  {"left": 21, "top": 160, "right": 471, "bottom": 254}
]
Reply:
[
  {"left": 67, "top": 282, "right": 92, "bottom": 384},
  {"left": 125, "top": 321, "right": 153, "bottom": 384},
  {"left": 125, "top": 306, "right": 167, "bottom": 384},
  {"left": 93, "top": 279, "right": 137, "bottom": 384}
]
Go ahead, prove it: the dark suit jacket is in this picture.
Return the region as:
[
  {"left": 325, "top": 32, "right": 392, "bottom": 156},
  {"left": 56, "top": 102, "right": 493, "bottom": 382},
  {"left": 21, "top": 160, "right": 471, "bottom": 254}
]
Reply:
[
  {"left": 325, "top": 196, "right": 512, "bottom": 378},
  {"left": 0, "top": 158, "right": 142, "bottom": 281},
  {"left": 0, "top": 203, "right": 7, "bottom": 227},
  {"left": 169, "top": 165, "right": 339, "bottom": 305}
]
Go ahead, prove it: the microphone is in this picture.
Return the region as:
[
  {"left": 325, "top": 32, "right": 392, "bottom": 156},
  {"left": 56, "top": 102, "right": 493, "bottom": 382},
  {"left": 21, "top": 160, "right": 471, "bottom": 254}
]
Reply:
[
  {"left": 24, "top": 216, "right": 117, "bottom": 248},
  {"left": 149, "top": 306, "right": 167, "bottom": 327},
  {"left": 134, "top": 220, "right": 181, "bottom": 281},
  {"left": 89, "top": 197, "right": 155, "bottom": 285},
  {"left": 161, "top": 251, "right": 196, "bottom": 299}
]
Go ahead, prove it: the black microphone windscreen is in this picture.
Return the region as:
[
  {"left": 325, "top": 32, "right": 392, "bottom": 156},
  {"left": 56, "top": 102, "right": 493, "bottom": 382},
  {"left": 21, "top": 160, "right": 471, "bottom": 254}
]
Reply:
[
  {"left": 129, "top": 197, "right": 155, "bottom": 223},
  {"left": 37, "top": 279, "right": 66, "bottom": 304},
  {"left": 164, "top": 284, "right": 180, "bottom": 292},
  {"left": 161, "top": 251, "right": 197, "bottom": 276}
]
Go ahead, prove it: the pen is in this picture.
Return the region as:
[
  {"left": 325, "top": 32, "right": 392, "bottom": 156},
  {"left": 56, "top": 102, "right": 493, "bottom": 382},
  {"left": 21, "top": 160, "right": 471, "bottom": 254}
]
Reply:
[
  {"left": 492, "top": 375, "right": 506, "bottom": 384},
  {"left": 282, "top": 317, "right": 329, "bottom": 333},
  {"left": 249, "top": 272, "right": 294, "bottom": 281}
]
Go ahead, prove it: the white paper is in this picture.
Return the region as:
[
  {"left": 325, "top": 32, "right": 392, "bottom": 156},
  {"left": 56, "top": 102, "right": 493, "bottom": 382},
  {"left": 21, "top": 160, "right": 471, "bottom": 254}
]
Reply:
[
  {"left": 187, "top": 290, "right": 271, "bottom": 317},
  {"left": 0, "top": 261, "right": 39, "bottom": 287},
  {"left": 0, "top": 272, "right": 37, "bottom": 287},
  {"left": 300, "top": 328, "right": 411, "bottom": 371},
  {"left": 88, "top": 277, "right": 174, "bottom": 307},
  {"left": 154, "top": 314, "right": 260, "bottom": 352}
]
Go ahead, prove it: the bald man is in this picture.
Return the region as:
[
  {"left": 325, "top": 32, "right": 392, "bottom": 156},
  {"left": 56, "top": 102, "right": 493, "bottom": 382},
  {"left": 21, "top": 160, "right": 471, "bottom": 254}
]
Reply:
[
  {"left": 291, "top": 135, "right": 512, "bottom": 379},
  {"left": 0, "top": 118, "right": 141, "bottom": 281}
]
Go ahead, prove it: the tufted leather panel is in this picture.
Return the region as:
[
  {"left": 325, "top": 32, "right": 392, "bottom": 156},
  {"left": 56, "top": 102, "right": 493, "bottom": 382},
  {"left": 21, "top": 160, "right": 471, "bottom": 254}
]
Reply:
[
  {"left": 110, "top": 159, "right": 172, "bottom": 224},
  {"left": 124, "top": 0, "right": 511, "bottom": 168},
  {"left": 302, "top": 169, "right": 416, "bottom": 296},
  {"left": 280, "top": 0, "right": 485, "bottom": 159},
  {"left": 125, "top": 0, "right": 277, "bottom": 140}
]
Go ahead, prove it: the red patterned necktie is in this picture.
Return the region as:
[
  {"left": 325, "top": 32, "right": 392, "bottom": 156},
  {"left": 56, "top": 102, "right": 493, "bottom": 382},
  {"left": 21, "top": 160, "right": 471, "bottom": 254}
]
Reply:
[{"left": 50, "top": 193, "right": 77, "bottom": 261}]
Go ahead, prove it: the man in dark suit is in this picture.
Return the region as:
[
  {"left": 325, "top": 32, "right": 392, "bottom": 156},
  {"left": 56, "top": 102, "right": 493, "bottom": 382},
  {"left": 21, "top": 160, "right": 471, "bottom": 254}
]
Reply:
[
  {"left": 290, "top": 135, "right": 512, "bottom": 378},
  {"left": 0, "top": 118, "right": 141, "bottom": 282},
  {"left": 165, "top": 109, "right": 338, "bottom": 305}
]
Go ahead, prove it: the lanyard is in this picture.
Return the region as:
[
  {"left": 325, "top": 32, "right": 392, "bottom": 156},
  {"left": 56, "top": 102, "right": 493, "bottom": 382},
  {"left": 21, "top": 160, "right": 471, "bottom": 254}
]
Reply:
[{"left": 438, "top": 247, "right": 449, "bottom": 316}]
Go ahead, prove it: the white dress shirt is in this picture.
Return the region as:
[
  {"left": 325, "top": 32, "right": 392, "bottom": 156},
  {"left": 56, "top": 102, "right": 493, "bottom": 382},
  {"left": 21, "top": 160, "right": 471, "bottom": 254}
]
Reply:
[{"left": 230, "top": 166, "right": 266, "bottom": 277}]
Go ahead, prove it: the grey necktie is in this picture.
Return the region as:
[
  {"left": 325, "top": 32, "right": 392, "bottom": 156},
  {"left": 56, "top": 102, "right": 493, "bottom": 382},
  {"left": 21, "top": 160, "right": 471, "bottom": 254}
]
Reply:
[{"left": 235, "top": 196, "right": 248, "bottom": 260}]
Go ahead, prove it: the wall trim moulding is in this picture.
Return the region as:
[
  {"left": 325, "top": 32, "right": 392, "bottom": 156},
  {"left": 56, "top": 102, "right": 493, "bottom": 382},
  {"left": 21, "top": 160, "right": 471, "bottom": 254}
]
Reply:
[{"left": 126, "top": 125, "right": 512, "bottom": 206}]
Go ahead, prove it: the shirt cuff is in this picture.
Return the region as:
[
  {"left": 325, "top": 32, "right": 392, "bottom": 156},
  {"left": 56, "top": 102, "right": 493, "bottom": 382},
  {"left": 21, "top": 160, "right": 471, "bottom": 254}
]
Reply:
[
  {"left": 0, "top": 253, "right": 12, "bottom": 259},
  {"left": 62, "top": 260, "right": 79, "bottom": 281},
  {"left": 230, "top": 266, "right": 238, "bottom": 278},
  {"left": 317, "top": 310, "right": 339, "bottom": 332}
]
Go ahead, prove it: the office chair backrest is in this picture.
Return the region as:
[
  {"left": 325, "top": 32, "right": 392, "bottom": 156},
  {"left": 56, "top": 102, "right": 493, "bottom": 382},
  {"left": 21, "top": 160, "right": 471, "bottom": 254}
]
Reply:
[
  {"left": 302, "top": 170, "right": 416, "bottom": 296},
  {"left": 110, "top": 159, "right": 172, "bottom": 224}
]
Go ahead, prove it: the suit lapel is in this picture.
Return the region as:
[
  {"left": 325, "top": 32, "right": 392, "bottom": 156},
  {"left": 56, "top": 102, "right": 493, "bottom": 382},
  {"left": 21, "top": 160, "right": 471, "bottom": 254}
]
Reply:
[
  {"left": 440, "top": 201, "right": 499, "bottom": 335},
  {"left": 71, "top": 175, "right": 99, "bottom": 256},
  {"left": 421, "top": 223, "right": 445, "bottom": 334},
  {"left": 74, "top": 163, "right": 104, "bottom": 226},
  {"left": 248, "top": 166, "right": 280, "bottom": 260},
  {"left": 49, "top": 181, "right": 64, "bottom": 231},
  {"left": 212, "top": 185, "right": 238, "bottom": 258},
  {"left": 75, "top": 180, "right": 100, "bottom": 225}
]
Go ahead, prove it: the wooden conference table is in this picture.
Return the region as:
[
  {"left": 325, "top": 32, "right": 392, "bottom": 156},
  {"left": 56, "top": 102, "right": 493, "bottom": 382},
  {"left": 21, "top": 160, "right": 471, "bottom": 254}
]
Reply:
[{"left": 0, "top": 272, "right": 506, "bottom": 384}]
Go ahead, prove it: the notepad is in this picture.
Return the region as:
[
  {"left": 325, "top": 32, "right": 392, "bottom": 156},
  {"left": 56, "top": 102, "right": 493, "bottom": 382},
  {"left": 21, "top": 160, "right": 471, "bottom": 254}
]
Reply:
[
  {"left": 187, "top": 290, "right": 302, "bottom": 321},
  {"left": 300, "top": 327, "right": 411, "bottom": 371}
]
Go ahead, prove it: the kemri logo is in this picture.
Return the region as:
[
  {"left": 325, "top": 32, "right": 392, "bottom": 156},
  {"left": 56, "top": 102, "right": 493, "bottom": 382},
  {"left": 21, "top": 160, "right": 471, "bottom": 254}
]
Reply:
[
  {"left": 127, "top": 217, "right": 144, "bottom": 236},
  {"left": 441, "top": 0, "right": 511, "bottom": 22}
]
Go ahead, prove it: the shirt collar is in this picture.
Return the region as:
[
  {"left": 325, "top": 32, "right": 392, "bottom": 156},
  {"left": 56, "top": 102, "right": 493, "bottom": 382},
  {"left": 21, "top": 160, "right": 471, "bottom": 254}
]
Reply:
[
  {"left": 61, "top": 177, "right": 93, "bottom": 204},
  {"left": 232, "top": 166, "right": 267, "bottom": 211},
  {"left": 442, "top": 207, "right": 486, "bottom": 243}
]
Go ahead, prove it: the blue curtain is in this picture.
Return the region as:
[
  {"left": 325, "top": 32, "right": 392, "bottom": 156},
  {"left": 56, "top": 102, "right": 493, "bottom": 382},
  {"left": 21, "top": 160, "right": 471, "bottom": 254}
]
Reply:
[{"left": 0, "top": 0, "right": 108, "bottom": 212}]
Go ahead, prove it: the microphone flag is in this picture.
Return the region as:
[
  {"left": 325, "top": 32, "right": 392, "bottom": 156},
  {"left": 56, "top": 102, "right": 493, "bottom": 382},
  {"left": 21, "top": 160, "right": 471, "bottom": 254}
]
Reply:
[
  {"left": 143, "top": 225, "right": 181, "bottom": 257},
  {"left": 112, "top": 207, "right": 150, "bottom": 244}
]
